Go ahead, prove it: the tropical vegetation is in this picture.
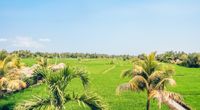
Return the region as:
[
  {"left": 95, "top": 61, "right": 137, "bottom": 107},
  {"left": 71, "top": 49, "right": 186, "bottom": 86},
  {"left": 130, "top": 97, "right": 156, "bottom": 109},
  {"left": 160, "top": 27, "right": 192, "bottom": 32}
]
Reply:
[
  {"left": 15, "top": 67, "right": 107, "bottom": 110},
  {"left": 117, "top": 52, "right": 191, "bottom": 110},
  {"left": 0, "top": 50, "right": 198, "bottom": 110}
]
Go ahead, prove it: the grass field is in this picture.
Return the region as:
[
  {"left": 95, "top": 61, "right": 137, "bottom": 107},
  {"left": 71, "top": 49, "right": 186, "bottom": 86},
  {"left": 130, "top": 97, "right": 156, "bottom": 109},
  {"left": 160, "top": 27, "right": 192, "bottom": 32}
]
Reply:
[{"left": 0, "top": 58, "right": 200, "bottom": 110}]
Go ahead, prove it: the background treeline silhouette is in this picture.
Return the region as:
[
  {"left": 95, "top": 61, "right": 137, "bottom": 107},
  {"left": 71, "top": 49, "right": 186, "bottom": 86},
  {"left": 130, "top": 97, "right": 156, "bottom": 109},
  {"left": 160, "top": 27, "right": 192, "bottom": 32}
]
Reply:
[
  {"left": 0, "top": 50, "right": 200, "bottom": 68},
  {"left": 0, "top": 50, "right": 132, "bottom": 59}
]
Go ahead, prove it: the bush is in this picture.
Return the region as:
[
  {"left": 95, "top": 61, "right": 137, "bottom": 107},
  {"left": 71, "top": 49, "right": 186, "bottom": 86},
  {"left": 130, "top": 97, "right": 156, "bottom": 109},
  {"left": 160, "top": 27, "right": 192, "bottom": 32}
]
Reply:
[
  {"left": 109, "top": 60, "right": 115, "bottom": 65},
  {"left": 180, "top": 53, "right": 200, "bottom": 68},
  {"left": 157, "top": 51, "right": 200, "bottom": 68}
]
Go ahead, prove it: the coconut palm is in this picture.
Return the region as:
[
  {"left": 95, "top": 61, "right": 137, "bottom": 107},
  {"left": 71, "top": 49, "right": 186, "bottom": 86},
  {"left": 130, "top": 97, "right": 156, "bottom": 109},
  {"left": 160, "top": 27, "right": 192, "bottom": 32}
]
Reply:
[
  {"left": 116, "top": 52, "right": 190, "bottom": 110},
  {"left": 15, "top": 67, "right": 107, "bottom": 110},
  {"left": 11, "top": 56, "right": 24, "bottom": 69},
  {"left": 0, "top": 55, "right": 27, "bottom": 95},
  {"left": 0, "top": 54, "right": 23, "bottom": 77},
  {"left": 0, "top": 55, "right": 14, "bottom": 77},
  {"left": 0, "top": 50, "right": 8, "bottom": 61}
]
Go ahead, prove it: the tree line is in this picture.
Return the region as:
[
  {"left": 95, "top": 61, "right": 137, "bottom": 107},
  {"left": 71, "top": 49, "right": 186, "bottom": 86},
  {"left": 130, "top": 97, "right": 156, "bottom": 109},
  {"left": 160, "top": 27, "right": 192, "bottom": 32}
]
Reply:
[
  {"left": 156, "top": 51, "right": 200, "bottom": 68},
  {"left": 1, "top": 50, "right": 200, "bottom": 68},
  {"left": 0, "top": 50, "right": 132, "bottom": 59}
]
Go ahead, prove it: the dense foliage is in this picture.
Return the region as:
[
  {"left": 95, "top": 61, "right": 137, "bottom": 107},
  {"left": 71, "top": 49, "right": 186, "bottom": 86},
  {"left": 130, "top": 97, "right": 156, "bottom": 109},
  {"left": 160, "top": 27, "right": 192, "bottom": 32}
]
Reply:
[
  {"left": 156, "top": 51, "right": 200, "bottom": 68},
  {"left": 2, "top": 50, "right": 200, "bottom": 68},
  {"left": 7, "top": 50, "right": 132, "bottom": 59}
]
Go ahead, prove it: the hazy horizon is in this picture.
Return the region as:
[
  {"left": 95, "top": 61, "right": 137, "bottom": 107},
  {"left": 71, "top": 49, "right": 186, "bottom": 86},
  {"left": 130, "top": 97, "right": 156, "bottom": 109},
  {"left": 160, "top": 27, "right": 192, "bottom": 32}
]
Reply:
[{"left": 1, "top": 0, "right": 200, "bottom": 55}]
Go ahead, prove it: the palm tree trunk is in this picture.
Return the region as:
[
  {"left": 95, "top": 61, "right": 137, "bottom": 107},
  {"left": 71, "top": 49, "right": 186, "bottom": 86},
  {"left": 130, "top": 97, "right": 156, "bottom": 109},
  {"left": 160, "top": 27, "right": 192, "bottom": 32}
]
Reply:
[
  {"left": 146, "top": 91, "right": 150, "bottom": 110},
  {"left": 146, "top": 99, "right": 150, "bottom": 110}
]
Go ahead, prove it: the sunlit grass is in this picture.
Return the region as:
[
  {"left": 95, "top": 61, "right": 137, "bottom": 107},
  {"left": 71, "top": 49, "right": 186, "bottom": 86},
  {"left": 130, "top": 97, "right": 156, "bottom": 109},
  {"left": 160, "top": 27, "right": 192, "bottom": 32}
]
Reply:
[{"left": 0, "top": 58, "right": 199, "bottom": 110}]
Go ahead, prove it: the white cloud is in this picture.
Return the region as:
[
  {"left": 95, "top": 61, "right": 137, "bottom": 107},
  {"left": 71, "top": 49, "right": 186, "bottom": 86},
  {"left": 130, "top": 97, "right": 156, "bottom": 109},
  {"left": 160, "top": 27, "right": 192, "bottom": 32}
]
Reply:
[
  {"left": 0, "top": 38, "right": 8, "bottom": 42},
  {"left": 12, "top": 37, "right": 43, "bottom": 48},
  {"left": 39, "top": 38, "right": 51, "bottom": 42}
]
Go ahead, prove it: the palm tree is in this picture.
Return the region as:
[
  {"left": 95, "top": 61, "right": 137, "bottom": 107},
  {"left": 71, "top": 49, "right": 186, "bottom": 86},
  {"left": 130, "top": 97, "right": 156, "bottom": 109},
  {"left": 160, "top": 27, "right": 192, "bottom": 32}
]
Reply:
[
  {"left": 149, "top": 90, "right": 191, "bottom": 110},
  {"left": 0, "top": 54, "right": 23, "bottom": 77},
  {"left": 116, "top": 52, "right": 190, "bottom": 110},
  {"left": 15, "top": 67, "right": 107, "bottom": 110},
  {"left": 0, "top": 50, "right": 8, "bottom": 61},
  {"left": 0, "top": 55, "right": 27, "bottom": 95},
  {"left": 0, "top": 55, "right": 14, "bottom": 77}
]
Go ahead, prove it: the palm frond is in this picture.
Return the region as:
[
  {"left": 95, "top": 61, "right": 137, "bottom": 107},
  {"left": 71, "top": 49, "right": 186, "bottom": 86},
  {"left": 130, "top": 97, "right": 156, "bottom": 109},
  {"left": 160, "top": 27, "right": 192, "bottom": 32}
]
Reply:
[
  {"left": 74, "top": 92, "right": 108, "bottom": 110},
  {"left": 155, "top": 78, "right": 176, "bottom": 89},
  {"left": 163, "top": 65, "right": 175, "bottom": 77},
  {"left": 116, "top": 83, "right": 138, "bottom": 95},
  {"left": 129, "top": 75, "right": 149, "bottom": 90},
  {"left": 0, "top": 55, "right": 15, "bottom": 76},
  {"left": 51, "top": 67, "right": 89, "bottom": 89},
  {"left": 14, "top": 96, "right": 51, "bottom": 110},
  {"left": 32, "top": 67, "right": 48, "bottom": 81},
  {"left": 50, "top": 85, "right": 65, "bottom": 109},
  {"left": 142, "top": 52, "right": 160, "bottom": 75},
  {"left": 36, "top": 57, "right": 48, "bottom": 67},
  {"left": 7, "top": 80, "right": 26, "bottom": 92},
  {"left": 149, "top": 90, "right": 191, "bottom": 110},
  {"left": 149, "top": 52, "right": 156, "bottom": 61},
  {"left": 148, "top": 71, "right": 163, "bottom": 81},
  {"left": 116, "top": 75, "right": 149, "bottom": 95},
  {"left": 2, "top": 55, "right": 13, "bottom": 66},
  {"left": 68, "top": 67, "right": 89, "bottom": 88},
  {"left": 0, "top": 77, "right": 8, "bottom": 90},
  {"left": 11, "top": 56, "right": 24, "bottom": 69},
  {"left": 120, "top": 69, "right": 133, "bottom": 78},
  {"left": 133, "top": 65, "right": 145, "bottom": 75}
]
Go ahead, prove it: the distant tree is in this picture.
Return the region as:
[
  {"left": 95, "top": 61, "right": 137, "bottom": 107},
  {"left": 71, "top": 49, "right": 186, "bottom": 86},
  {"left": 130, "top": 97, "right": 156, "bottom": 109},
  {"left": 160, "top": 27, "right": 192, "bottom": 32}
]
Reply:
[
  {"left": 0, "top": 50, "right": 8, "bottom": 61},
  {"left": 138, "top": 53, "right": 146, "bottom": 60},
  {"left": 184, "top": 53, "right": 200, "bottom": 67},
  {"left": 109, "top": 60, "right": 115, "bottom": 65}
]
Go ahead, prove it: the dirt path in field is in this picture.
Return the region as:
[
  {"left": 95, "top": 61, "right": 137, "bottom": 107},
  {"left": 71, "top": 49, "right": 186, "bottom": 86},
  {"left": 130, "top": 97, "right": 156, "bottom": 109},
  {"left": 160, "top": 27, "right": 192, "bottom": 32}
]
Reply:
[{"left": 102, "top": 65, "right": 116, "bottom": 74}]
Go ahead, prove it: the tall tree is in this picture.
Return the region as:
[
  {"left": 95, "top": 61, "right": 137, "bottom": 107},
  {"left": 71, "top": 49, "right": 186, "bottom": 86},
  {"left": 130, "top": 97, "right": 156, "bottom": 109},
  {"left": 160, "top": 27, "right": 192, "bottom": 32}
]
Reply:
[{"left": 116, "top": 52, "right": 190, "bottom": 110}]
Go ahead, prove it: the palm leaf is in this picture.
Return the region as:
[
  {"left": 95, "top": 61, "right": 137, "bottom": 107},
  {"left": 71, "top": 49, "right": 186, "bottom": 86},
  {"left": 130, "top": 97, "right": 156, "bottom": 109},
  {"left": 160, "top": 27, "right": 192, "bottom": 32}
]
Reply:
[
  {"left": 14, "top": 96, "right": 51, "bottom": 110},
  {"left": 155, "top": 78, "right": 176, "bottom": 90},
  {"left": 116, "top": 83, "right": 138, "bottom": 95},
  {"left": 71, "top": 67, "right": 89, "bottom": 88},
  {"left": 148, "top": 71, "right": 163, "bottom": 81},
  {"left": 162, "top": 65, "right": 175, "bottom": 77},
  {"left": 132, "top": 65, "right": 146, "bottom": 76},
  {"left": 129, "top": 75, "right": 149, "bottom": 90},
  {"left": 0, "top": 77, "right": 8, "bottom": 90},
  {"left": 149, "top": 90, "right": 191, "bottom": 110},
  {"left": 116, "top": 75, "right": 149, "bottom": 95},
  {"left": 74, "top": 92, "right": 107, "bottom": 110},
  {"left": 120, "top": 69, "right": 133, "bottom": 78}
]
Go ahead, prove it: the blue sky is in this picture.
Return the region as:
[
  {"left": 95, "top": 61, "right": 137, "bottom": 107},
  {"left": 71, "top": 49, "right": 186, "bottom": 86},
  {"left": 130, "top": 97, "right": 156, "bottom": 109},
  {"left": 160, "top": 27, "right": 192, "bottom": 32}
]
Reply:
[{"left": 0, "top": 0, "right": 200, "bottom": 55}]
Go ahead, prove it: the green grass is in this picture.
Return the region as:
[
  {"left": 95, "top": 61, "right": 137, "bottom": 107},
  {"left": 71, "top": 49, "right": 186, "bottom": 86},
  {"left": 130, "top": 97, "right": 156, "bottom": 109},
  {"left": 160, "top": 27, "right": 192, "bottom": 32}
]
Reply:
[{"left": 0, "top": 58, "right": 200, "bottom": 110}]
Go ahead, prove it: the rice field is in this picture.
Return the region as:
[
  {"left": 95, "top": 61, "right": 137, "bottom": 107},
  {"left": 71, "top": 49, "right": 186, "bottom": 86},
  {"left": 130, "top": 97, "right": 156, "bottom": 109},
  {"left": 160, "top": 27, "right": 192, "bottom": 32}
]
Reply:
[{"left": 0, "top": 58, "right": 200, "bottom": 110}]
